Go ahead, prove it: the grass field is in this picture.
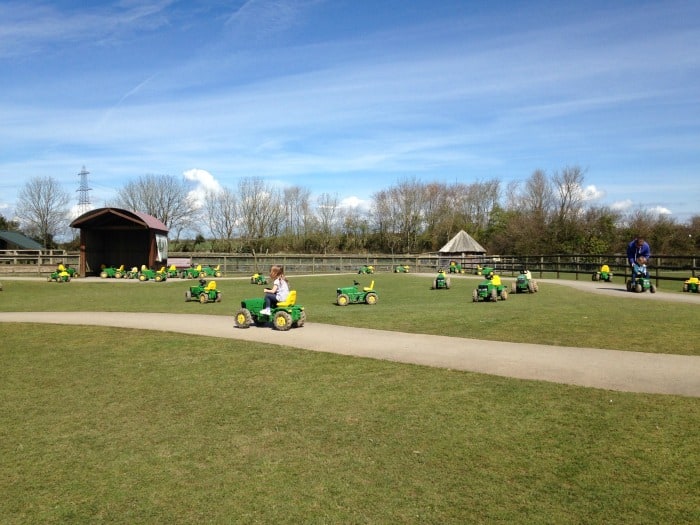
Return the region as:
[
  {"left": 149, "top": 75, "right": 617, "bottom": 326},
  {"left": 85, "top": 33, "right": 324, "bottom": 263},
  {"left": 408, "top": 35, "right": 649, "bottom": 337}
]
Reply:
[
  {"left": 1, "top": 272, "right": 698, "bottom": 354},
  {"left": 1, "top": 273, "right": 699, "bottom": 523}
]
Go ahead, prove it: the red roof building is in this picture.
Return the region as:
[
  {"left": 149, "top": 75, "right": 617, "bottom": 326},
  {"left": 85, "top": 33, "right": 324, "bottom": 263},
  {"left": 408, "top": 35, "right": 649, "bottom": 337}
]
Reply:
[{"left": 70, "top": 207, "right": 169, "bottom": 276}]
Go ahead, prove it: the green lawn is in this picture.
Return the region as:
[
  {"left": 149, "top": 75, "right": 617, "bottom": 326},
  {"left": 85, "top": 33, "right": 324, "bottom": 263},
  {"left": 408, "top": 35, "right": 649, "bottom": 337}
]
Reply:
[
  {"left": 1, "top": 324, "right": 698, "bottom": 524},
  {"left": 1, "top": 273, "right": 698, "bottom": 523}
]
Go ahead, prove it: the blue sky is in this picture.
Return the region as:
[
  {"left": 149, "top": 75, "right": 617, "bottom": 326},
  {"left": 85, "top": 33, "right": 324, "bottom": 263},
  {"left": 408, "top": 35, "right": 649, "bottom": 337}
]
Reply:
[{"left": 1, "top": 0, "right": 699, "bottom": 222}]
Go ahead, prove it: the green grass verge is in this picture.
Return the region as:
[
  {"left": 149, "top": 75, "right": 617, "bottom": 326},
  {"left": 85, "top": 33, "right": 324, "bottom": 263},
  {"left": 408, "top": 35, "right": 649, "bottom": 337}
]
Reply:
[
  {"left": 1, "top": 324, "right": 698, "bottom": 524},
  {"left": 1, "top": 273, "right": 698, "bottom": 354}
]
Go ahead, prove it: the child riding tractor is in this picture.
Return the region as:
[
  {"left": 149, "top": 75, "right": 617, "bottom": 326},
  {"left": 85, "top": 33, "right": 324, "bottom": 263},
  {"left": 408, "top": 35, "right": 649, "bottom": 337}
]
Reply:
[
  {"left": 472, "top": 267, "right": 508, "bottom": 302},
  {"left": 431, "top": 269, "right": 451, "bottom": 289},
  {"left": 234, "top": 290, "right": 305, "bottom": 331}
]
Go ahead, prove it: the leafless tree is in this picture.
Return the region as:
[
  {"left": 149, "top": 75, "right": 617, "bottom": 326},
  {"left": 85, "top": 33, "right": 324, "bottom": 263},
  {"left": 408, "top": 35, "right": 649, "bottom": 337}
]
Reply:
[
  {"left": 553, "top": 166, "right": 586, "bottom": 222},
  {"left": 236, "top": 177, "right": 283, "bottom": 252},
  {"left": 282, "top": 185, "right": 313, "bottom": 247},
  {"left": 315, "top": 192, "right": 341, "bottom": 254},
  {"left": 114, "top": 174, "right": 199, "bottom": 239},
  {"left": 203, "top": 186, "right": 238, "bottom": 251},
  {"left": 15, "top": 176, "right": 71, "bottom": 248}
]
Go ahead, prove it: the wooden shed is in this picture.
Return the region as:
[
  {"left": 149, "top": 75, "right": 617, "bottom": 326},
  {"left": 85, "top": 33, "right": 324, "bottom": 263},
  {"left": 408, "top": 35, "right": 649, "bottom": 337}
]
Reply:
[{"left": 70, "top": 207, "right": 169, "bottom": 276}]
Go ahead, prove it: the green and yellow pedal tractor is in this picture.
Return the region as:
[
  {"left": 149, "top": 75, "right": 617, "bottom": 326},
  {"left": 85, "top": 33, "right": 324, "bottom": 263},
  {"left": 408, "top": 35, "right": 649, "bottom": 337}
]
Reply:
[
  {"left": 250, "top": 272, "right": 268, "bottom": 285},
  {"left": 626, "top": 263, "right": 656, "bottom": 293},
  {"left": 472, "top": 267, "right": 508, "bottom": 302},
  {"left": 448, "top": 261, "right": 462, "bottom": 274},
  {"left": 336, "top": 280, "right": 378, "bottom": 306},
  {"left": 138, "top": 265, "right": 167, "bottom": 282},
  {"left": 394, "top": 265, "right": 410, "bottom": 273},
  {"left": 234, "top": 290, "right": 305, "bottom": 331},
  {"left": 99, "top": 264, "right": 125, "bottom": 278},
  {"left": 358, "top": 265, "right": 375, "bottom": 274},
  {"left": 511, "top": 269, "right": 539, "bottom": 294},
  {"left": 181, "top": 263, "right": 222, "bottom": 279},
  {"left": 682, "top": 276, "right": 700, "bottom": 293},
  {"left": 48, "top": 264, "right": 72, "bottom": 282},
  {"left": 592, "top": 264, "right": 613, "bottom": 282},
  {"left": 431, "top": 269, "right": 451, "bottom": 289},
  {"left": 185, "top": 279, "right": 222, "bottom": 304}
]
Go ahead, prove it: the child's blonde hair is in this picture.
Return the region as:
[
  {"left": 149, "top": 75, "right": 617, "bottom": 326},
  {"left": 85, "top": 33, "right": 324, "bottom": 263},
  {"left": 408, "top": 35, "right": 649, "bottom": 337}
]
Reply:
[{"left": 637, "top": 256, "right": 647, "bottom": 265}]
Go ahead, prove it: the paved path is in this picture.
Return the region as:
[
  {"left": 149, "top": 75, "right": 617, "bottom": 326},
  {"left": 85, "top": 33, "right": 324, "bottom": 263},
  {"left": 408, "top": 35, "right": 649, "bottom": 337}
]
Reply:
[{"left": 2, "top": 309, "right": 699, "bottom": 397}]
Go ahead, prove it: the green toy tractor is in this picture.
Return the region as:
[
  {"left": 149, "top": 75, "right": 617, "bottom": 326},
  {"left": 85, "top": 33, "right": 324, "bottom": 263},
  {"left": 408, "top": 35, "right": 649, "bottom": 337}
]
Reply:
[
  {"left": 682, "top": 276, "right": 700, "bottom": 293},
  {"left": 138, "top": 265, "right": 167, "bottom": 282},
  {"left": 358, "top": 265, "right": 374, "bottom": 274},
  {"left": 472, "top": 267, "right": 508, "bottom": 302},
  {"left": 511, "top": 270, "right": 538, "bottom": 294},
  {"left": 234, "top": 290, "right": 305, "bottom": 331},
  {"left": 250, "top": 273, "right": 268, "bottom": 285},
  {"left": 48, "top": 264, "right": 72, "bottom": 282},
  {"left": 626, "top": 268, "right": 656, "bottom": 293},
  {"left": 185, "top": 279, "right": 222, "bottom": 304},
  {"left": 448, "top": 261, "right": 462, "bottom": 274},
  {"left": 431, "top": 269, "right": 451, "bottom": 289},
  {"left": 180, "top": 264, "right": 222, "bottom": 279},
  {"left": 336, "top": 280, "right": 378, "bottom": 306},
  {"left": 100, "top": 264, "right": 125, "bottom": 278},
  {"left": 592, "top": 264, "right": 613, "bottom": 282},
  {"left": 393, "top": 265, "right": 410, "bottom": 273}
]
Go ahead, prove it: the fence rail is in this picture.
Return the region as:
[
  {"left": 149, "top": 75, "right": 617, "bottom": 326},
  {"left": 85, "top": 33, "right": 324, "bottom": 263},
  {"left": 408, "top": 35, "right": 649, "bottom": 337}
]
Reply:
[{"left": 0, "top": 250, "right": 697, "bottom": 285}]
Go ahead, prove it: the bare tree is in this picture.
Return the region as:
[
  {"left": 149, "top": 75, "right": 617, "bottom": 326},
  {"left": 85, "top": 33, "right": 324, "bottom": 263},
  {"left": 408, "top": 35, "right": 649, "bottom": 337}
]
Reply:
[
  {"left": 237, "top": 177, "right": 283, "bottom": 252},
  {"left": 203, "top": 186, "right": 238, "bottom": 251},
  {"left": 553, "top": 166, "right": 586, "bottom": 222},
  {"left": 15, "top": 176, "right": 70, "bottom": 248},
  {"left": 114, "top": 174, "right": 199, "bottom": 239},
  {"left": 282, "top": 185, "right": 313, "bottom": 249},
  {"left": 315, "top": 192, "right": 340, "bottom": 254}
]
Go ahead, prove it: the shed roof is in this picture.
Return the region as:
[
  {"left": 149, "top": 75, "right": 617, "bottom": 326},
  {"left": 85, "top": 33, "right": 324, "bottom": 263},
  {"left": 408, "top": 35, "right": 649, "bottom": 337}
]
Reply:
[
  {"left": 70, "top": 207, "right": 168, "bottom": 233},
  {"left": 0, "top": 230, "right": 43, "bottom": 249},
  {"left": 438, "top": 230, "right": 486, "bottom": 254}
]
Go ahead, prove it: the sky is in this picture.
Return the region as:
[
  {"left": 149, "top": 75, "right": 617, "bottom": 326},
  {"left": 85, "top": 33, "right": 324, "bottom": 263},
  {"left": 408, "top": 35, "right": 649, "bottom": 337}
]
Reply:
[{"left": 1, "top": 0, "right": 699, "bottom": 224}]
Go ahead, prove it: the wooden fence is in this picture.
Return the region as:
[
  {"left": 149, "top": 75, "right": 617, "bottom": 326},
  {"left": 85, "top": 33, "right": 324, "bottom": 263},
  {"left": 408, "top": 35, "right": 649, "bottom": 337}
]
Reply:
[{"left": 1, "top": 250, "right": 697, "bottom": 285}]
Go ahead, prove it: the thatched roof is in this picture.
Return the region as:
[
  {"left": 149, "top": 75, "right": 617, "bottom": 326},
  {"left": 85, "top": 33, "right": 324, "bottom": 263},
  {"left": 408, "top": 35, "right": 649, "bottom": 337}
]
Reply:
[{"left": 438, "top": 230, "right": 486, "bottom": 254}]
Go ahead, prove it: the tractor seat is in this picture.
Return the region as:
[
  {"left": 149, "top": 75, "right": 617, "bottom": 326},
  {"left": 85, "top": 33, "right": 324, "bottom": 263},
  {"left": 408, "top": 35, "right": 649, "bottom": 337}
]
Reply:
[
  {"left": 363, "top": 280, "right": 375, "bottom": 292},
  {"left": 491, "top": 275, "right": 502, "bottom": 286},
  {"left": 206, "top": 281, "right": 217, "bottom": 290},
  {"left": 277, "top": 290, "right": 297, "bottom": 307},
  {"left": 601, "top": 265, "right": 610, "bottom": 272}
]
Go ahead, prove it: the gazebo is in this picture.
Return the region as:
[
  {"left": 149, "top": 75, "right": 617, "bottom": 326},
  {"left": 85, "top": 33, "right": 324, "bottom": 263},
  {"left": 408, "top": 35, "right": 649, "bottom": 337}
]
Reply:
[
  {"left": 438, "top": 230, "right": 486, "bottom": 271},
  {"left": 70, "top": 207, "right": 169, "bottom": 276}
]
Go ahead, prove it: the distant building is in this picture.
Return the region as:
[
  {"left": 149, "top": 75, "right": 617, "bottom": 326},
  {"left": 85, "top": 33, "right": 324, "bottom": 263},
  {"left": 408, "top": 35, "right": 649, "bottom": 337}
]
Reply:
[
  {"left": 0, "top": 231, "right": 43, "bottom": 250},
  {"left": 70, "top": 207, "right": 169, "bottom": 276}
]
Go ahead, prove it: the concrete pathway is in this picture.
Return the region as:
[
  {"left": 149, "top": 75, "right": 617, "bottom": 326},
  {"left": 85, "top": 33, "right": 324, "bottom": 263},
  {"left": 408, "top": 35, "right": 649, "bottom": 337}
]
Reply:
[{"left": 1, "top": 310, "right": 699, "bottom": 397}]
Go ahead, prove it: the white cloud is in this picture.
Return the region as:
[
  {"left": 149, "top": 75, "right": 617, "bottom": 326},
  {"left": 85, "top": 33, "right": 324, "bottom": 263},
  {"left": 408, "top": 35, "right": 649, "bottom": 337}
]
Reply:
[
  {"left": 611, "top": 199, "right": 633, "bottom": 211},
  {"left": 340, "top": 196, "right": 370, "bottom": 210},
  {"left": 183, "top": 168, "right": 222, "bottom": 208},
  {"left": 650, "top": 205, "right": 672, "bottom": 215},
  {"left": 581, "top": 184, "right": 604, "bottom": 201}
]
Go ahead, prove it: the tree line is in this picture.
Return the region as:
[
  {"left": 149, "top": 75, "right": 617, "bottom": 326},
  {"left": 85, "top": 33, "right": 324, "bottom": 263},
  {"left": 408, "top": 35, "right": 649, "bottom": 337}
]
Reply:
[{"left": 5, "top": 168, "right": 699, "bottom": 256}]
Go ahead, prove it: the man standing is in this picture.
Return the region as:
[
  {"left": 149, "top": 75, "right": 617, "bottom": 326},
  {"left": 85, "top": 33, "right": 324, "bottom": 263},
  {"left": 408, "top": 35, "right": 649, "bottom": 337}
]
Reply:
[{"left": 627, "top": 236, "right": 651, "bottom": 268}]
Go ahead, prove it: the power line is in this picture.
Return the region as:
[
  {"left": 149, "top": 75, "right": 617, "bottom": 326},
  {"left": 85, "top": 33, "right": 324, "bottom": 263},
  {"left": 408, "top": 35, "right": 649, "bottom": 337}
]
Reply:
[{"left": 76, "top": 165, "right": 92, "bottom": 216}]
